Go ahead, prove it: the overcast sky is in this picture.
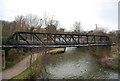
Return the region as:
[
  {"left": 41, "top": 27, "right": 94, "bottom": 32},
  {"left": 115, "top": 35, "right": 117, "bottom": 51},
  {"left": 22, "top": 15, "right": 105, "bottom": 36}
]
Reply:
[{"left": 0, "top": 0, "right": 119, "bottom": 31}]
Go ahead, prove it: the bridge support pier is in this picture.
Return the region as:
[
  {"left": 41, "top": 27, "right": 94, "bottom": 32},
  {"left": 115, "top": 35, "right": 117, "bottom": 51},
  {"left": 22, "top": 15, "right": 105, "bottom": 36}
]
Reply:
[
  {"left": 4, "top": 48, "right": 11, "bottom": 58},
  {"left": 2, "top": 50, "right": 5, "bottom": 69},
  {"left": 2, "top": 48, "right": 11, "bottom": 69}
]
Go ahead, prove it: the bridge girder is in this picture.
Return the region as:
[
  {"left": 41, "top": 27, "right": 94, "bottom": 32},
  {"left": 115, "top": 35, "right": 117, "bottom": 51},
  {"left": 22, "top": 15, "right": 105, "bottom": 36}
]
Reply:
[{"left": 2, "top": 31, "right": 115, "bottom": 48}]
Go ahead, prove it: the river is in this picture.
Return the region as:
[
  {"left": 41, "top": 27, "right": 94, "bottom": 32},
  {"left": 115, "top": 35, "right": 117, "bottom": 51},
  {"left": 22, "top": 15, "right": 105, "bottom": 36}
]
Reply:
[{"left": 41, "top": 47, "right": 119, "bottom": 79}]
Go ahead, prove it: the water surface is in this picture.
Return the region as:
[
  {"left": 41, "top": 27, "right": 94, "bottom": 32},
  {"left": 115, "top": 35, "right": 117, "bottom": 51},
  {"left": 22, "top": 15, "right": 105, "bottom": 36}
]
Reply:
[{"left": 42, "top": 47, "right": 119, "bottom": 79}]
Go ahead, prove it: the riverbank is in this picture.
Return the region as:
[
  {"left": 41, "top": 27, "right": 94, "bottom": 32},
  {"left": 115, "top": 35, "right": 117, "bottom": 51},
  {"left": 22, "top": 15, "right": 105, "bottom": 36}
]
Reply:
[
  {"left": 41, "top": 47, "right": 119, "bottom": 79},
  {"left": 3, "top": 48, "right": 65, "bottom": 80},
  {"left": 2, "top": 49, "right": 28, "bottom": 70},
  {"left": 78, "top": 46, "right": 119, "bottom": 71},
  {"left": 4, "top": 46, "right": 118, "bottom": 80},
  {"left": 2, "top": 53, "right": 40, "bottom": 80},
  {"left": 89, "top": 46, "right": 119, "bottom": 71}
]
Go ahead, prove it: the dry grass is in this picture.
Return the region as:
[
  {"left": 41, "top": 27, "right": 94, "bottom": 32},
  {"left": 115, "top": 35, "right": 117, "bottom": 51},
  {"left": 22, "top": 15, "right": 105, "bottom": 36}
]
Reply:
[{"left": 88, "top": 46, "right": 117, "bottom": 68}]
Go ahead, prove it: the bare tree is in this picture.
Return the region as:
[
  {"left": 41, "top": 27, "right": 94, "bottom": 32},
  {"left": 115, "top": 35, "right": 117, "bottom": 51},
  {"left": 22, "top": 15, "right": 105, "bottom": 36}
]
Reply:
[
  {"left": 42, "top": 13, "right": 60, "bottom": 33},
  {"left": 2, "top": 21, "right": 12, "bottom": 37},
  {"left": 43, "top": 13, "right": 59, "bottom": 27},
  {"left": 73, "top": 21, "right": 83, "bottom": 34},
  {"left": 93, "top": 27, "right": 107, "bottom": 35},
  {"left": 25, "top": 14, "right": 43, "bottom": 32},
  {"left": 14, "top": 15, "right": 26, "bottom": 31}
]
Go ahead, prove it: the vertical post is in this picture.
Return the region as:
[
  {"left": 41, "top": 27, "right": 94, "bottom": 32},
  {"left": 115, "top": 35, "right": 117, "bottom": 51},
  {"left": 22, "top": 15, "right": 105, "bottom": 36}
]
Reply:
[
  {"left": 95, "top": 24, "right": 97, "bottom": 30},
  {"left": 59, "top": 35, "right": 61, "bottom": 44},
  {"left": 32, "top": 34, "right": 34, "bottom": 44},
  {"left": 68, "top": 35, "right": 71, "bottom": 44},
  {"left": 3, "top": 48, "right": 10, "bottom": 69},
  {"left": 94, "top": 36, "right": 95, "bottom": 43},
  {"left": 32, "top": 34, "right": 33, "bottom": 42},
  {"left": 47, "top": 34, "right": 49, "bottom": 44},
  {"left": 2, "top": 50, "right": 5, "bottom": 69},
  {"left": 81, "top": 36, "right": 83, "bottom": 44},
  {"left": 87, "top": 36, "right": 88, "bottom": 44},
  {"left": 100, "top": 36, "right": 102, "bottom": 43},
  {"left": 54, "top": 35, "right": 56, "bottom": 44},
  {"left": 78, "top": 35, "right": 80, "bottom": 44},
  {"left": 30, "top": 34, "right": 32, "bottom": 42},
  {"left": 5, "top": 48, "right": 9, "bottom": 58},
  {"left": 16, "top": 32, "right": 19, "bottom": 46},
  {"left": 65, "top": 35, "right": 67, "bottom": 44}
]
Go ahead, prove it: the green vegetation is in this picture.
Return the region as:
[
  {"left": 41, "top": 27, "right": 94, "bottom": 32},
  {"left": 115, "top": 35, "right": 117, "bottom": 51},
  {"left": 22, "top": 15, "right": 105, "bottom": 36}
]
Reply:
[
  {"left": 10, "top": 69, "right": 30, "bottom": 80},
  {"left": 112, "top": 56, "right": 120, "bottom": 71},
  {"left": 5, "top": 54, "right": 28, "bottom": 70},
  {"left": 111, "top": 46, "right": 120, "bottom": 71},
  {"left": 9, "top": 54, "right": 45, "bottom": 80},
  {"left": 2, "top": 34, "right": 14, "bottom": 45},
  {"left": 2, "top": 34, "right": 17, "bottom": 45},
  {"left": 8, "top": 69, "right": 30, "bottom": 81},
  {"left": 2, "top": 37, "right": 8, "bottom": 45},
  {"left": 3, "top": 49, "right": 29, "bottom": 70}
]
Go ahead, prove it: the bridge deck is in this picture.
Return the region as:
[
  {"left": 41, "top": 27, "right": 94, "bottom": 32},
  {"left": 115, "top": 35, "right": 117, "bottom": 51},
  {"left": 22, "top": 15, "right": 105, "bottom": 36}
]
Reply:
[{"left": 1, "top": 43, "right": 115, "bottom": 48}]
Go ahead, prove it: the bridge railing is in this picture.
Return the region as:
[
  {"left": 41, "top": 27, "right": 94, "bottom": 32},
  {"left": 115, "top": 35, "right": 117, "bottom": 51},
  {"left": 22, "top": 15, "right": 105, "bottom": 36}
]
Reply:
[{"left": 4, "top": 31, "right": 113, "bottom": 46}]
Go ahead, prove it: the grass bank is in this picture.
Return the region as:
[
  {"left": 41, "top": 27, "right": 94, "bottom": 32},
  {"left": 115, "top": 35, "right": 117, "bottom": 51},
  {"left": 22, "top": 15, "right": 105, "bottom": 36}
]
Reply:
[
  {"left": 90, "top": 46, "right": 119, "bottom": 71},
  {"left": 112, "top": 56, "right": 120, "bottom": 71},
  {"left": 79, "top": 46, "right": 119, "bottom": 71},
  {"left": 5, "top": 54, "right": 28, "bottom": 70},
  {"left": 9, "top": 54, "right": 44, "bottom": 80},
  {"left": 9, "top": 48, "right": 65, "bottom": 80},
  {"left": 3, "top": 49, "right": 30, "bottom": 70}
]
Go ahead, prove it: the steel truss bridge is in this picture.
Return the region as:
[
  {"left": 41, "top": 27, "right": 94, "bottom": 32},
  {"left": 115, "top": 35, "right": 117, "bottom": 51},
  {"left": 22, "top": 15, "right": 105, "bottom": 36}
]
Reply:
[{"left": 1, "top": 32, "right": 115, "bottom": 48}]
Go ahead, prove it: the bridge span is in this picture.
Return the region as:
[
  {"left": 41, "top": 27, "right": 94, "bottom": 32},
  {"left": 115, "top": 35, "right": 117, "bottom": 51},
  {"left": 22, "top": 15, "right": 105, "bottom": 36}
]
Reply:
[{"left": 1, "top": 32, "right": 115, "bottom": 48}]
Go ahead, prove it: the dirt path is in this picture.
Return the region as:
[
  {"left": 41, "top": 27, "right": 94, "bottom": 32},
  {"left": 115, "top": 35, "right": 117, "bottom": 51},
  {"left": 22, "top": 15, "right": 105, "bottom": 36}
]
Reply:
[
  {"left": 2, "top": 48, "right": 65, "bottom": 80},
  {"left": 2, "top": 53, "right": 39, "bottom": 80}
]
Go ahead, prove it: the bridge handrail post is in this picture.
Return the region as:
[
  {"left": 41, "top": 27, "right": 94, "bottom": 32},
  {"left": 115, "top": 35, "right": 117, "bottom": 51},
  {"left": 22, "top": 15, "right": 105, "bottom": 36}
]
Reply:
[
  {"left": 94, "top": 36, "right": 96, "bottom": 43},
  {"left": 87, "top": 36, "right": 88, "bottom": 44},
  {"left": 106, "top": 36, "right": 112, "bottom": 45},
  {"left": 100, "top": 36, "right": 102, "bottom": 43},
  {"left": 78, "top": 35, "right": 80, "bottom": 44},
  {"left": 16, "top": 32, "right": 19, "bottom": 46}
]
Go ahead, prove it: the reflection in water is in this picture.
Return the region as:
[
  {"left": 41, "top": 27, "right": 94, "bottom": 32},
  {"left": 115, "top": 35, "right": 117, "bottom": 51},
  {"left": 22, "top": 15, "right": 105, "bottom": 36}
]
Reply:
[{"left": 43, "top": 47, "right": 118, "bottom": 79}]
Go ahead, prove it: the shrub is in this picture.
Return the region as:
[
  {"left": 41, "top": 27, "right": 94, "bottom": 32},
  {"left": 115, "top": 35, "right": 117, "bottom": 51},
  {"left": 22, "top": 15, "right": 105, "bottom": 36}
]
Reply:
[
  {"left": 112, "top": 56, "right": 120, "bottom": 71},
  {"left": 2, "top": 37, "right": 8, "bottom": 45}
]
